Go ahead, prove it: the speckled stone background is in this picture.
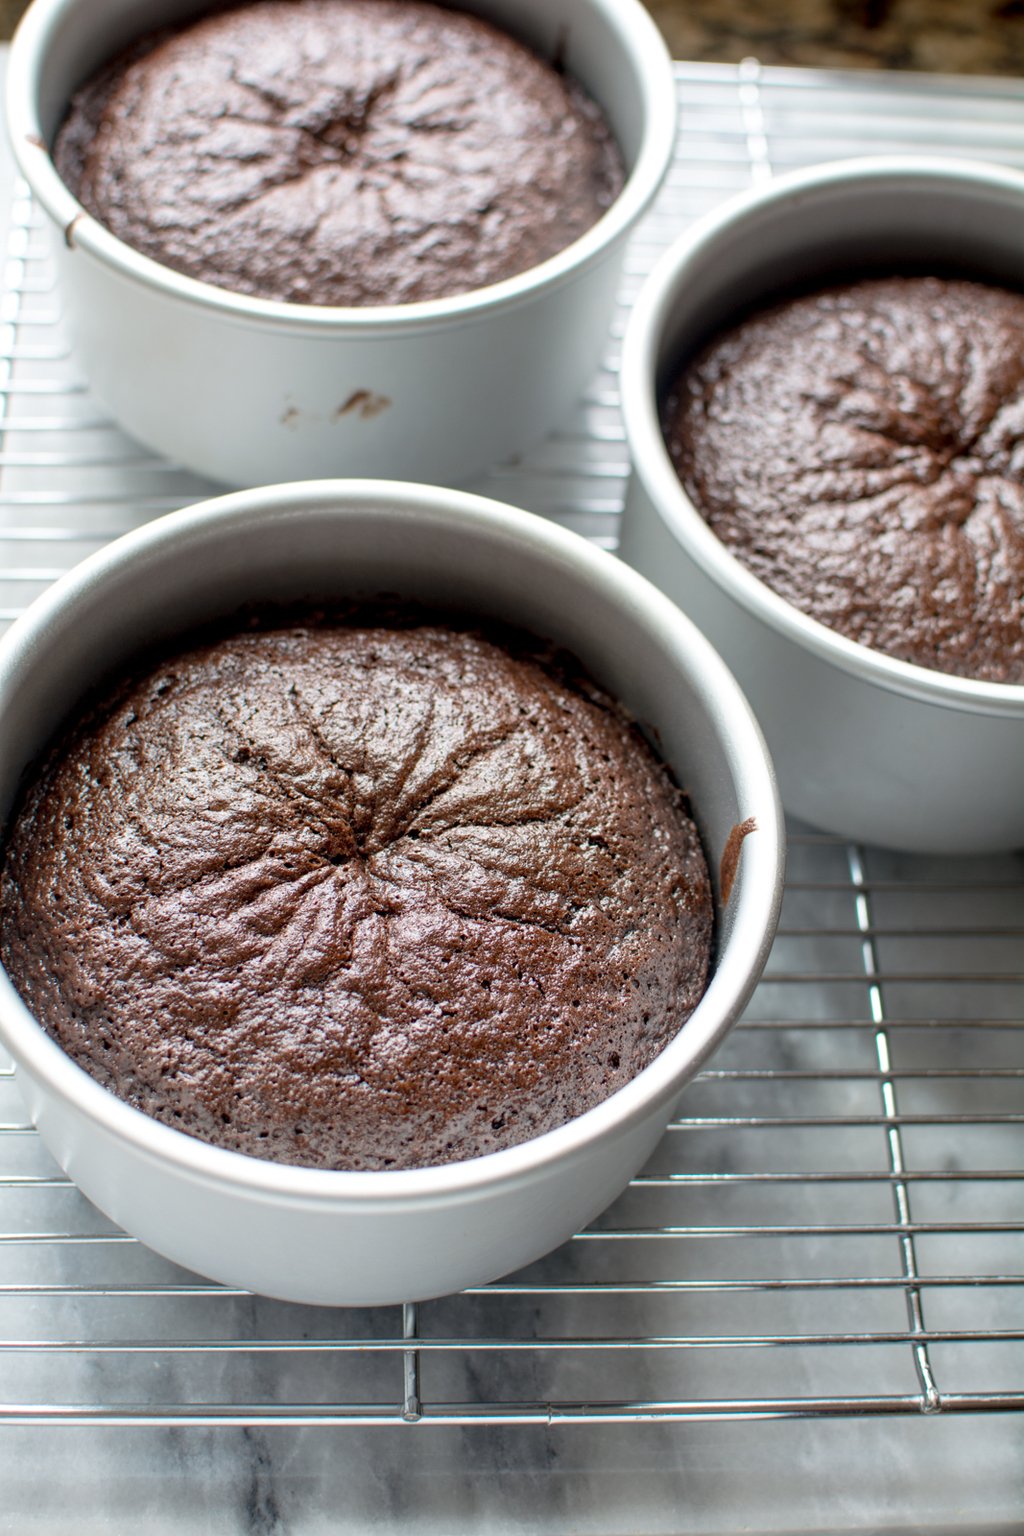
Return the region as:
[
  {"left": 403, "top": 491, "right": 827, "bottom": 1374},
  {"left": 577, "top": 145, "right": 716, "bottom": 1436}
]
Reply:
[
  {"left": 645, "top": 0, "right": 1024, "bottom": 72},
  {"left": 3, "top": 0, "right": 1024, "bottom": 70}
]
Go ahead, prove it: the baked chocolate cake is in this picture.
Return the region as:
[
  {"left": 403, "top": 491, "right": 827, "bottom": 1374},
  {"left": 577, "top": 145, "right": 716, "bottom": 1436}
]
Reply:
[
  {"left": 663, "top": 275, "right": 1024, "bottom": 684},
  {"left": 53, "top": 0, "right": 625, "bottom": 306},
  {"left": 0, "top": 614, "right": 712, "bottom": 1171}
]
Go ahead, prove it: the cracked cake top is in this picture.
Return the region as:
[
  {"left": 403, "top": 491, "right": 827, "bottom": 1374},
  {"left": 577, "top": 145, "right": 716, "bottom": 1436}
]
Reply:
[
  {"left": 662, "top": 275, "right": 1024, "bottom": 684},
  {"left": 52, "top": 0, "right": 625, "bottom": 306},
  {"left": 0, "top": 613, "right": 712, "bottom": 1170}
]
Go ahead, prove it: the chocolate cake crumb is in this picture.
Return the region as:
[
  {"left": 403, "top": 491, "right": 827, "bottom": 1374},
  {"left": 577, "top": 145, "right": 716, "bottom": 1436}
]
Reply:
[
  {"left": 54, "top": 0, "right": 624, "bottom": 306},
  {"left": 0, "top": 614, "right": 712, "bottom": 1170},
  {"left": 663, "top": 275, "right": 1024, "bottom": 683}
]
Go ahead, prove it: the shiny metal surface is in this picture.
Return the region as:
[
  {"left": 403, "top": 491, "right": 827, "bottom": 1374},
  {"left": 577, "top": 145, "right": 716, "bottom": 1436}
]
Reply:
[{"left": 0, "top": 481, "right": 782, "bottom": 1306}]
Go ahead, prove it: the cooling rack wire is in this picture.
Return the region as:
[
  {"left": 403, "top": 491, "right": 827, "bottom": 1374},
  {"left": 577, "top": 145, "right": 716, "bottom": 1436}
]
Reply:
[{"left": 0, "top": 58, "right": 1021, "bottom": 1471}]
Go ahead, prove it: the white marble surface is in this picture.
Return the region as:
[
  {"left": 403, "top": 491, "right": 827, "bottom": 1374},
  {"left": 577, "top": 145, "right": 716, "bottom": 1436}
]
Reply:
[{"left": 1, "top": 1410, "right": 1023, "bottom": 1532}]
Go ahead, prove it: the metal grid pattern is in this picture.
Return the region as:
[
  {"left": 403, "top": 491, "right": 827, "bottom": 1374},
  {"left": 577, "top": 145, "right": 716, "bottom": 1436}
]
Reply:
[{"left": 0, "top": 63, "right": 1022, "bottom": 1433}]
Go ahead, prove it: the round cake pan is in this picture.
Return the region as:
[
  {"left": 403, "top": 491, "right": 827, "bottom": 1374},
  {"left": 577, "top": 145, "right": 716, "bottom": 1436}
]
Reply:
[
  {"left": 619, "top": 156, "right": 1024, "bottom": 854},
  {"left": 7, "top": 0, "right": 675, "bottom": 489},
  {"left": 0, "top": 481, "right": 783, "bottom": 1305}
]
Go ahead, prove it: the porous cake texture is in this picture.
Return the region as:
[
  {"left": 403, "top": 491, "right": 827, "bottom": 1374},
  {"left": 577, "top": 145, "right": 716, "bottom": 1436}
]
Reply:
[
  {"left": 0, "top": 614, "right": 713, "bottom": 1170},
  {"left": 664, "top": 275, "right": 1024, "bottom": 683},
  {"left": 55, "top": 0, "right": 625, "bottom": 305}
]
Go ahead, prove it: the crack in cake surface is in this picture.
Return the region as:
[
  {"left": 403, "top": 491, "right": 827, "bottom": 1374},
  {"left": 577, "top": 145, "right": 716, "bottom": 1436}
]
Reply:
[
  {"left": 663, "top": 274, "right": 1024, "bottom": 682},
  {"left": 0, "top": 616, "right": 712, "bottom": 1170},
  {"left": 53, "top": 0, "right": 625, "bottom": 306}
]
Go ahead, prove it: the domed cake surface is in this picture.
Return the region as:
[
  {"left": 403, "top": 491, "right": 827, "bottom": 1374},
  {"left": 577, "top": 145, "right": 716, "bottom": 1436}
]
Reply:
[
  {"left": 54, "top": 0, "right": 625, "bottom": 306},
  {"left": 663, "top": 275, "right": 1024, "bottom": 683},
  {"left": 0, "top": 613, "right": 712, "bottom": 1170}
]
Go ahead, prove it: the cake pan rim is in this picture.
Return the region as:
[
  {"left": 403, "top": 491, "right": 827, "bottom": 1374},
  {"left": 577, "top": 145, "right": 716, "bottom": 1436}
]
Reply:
[{"left": 0, "top": 479, "right": 783, "bottom": 1209}]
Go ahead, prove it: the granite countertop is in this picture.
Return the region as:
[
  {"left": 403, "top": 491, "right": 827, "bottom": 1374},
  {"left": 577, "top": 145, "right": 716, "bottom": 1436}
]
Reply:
[
  {"left": 1, "top": 0, "right": 1023, "bottom": 71},
  {"left": 646, "top": 0, "right": 1024, "bottom": 73}
]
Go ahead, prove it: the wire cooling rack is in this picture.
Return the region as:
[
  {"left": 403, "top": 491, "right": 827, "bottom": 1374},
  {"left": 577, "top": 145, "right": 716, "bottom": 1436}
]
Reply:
[{"left": 0, "top": 58, "right": 1022, "bottom": 1518}]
